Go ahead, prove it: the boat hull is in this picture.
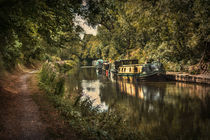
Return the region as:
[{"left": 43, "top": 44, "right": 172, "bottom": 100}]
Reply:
[{"left": 117, "top": 72, "right": 165, "bottom": 81}]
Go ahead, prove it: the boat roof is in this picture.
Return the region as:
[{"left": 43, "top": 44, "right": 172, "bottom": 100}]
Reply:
[
  {"left": 119, "top": 59, "right": 138, "bottom": 61},
  {"left": 114, "top": 59, "right": 138, "bottom": 63},
  {"left": 119, "top": 64, "right": 143, "bottom": 67}
]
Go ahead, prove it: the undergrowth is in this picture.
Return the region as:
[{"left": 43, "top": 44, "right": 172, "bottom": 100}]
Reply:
[{"left": 39, "top": 62, "right": 65, "bottom": 95}]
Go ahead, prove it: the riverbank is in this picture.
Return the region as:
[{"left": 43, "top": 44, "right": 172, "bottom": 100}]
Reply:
[
  {"left": 0, "top": 69, "right": 79, "bottom": 139},
  {"left": 166, "top": 72, "right": 210, "bottom": 85}
]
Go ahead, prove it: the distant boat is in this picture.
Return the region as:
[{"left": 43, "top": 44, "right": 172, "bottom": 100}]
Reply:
[
  {"left": 92, "top": 60, "right": 97, "bottom": 66},
  {"left": 117, "top": 61, "right": 165, "bottom": 81},
  {"left": 96, "top": 59, "right": 103, "bottom": 69},
  {"left": 102, "top": 62, "right": 110, "bottom": 71}
]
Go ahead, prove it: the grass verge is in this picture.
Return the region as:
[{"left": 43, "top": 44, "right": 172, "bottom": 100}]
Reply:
[{"left": 30, "top": 72, "right": 79, "bottom": 140}]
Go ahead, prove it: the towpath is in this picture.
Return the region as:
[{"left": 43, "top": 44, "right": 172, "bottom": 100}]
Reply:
[
  {"left": 0, "top": 71, "right": 46, "bottom": 139},
  {"left": 0, "top": 71, "right": 78, "bottom": 140}
]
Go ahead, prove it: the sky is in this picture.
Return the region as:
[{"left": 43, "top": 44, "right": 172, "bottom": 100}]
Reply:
[{"left": 74, "top": 15, "right": 98, "bottom": 38}]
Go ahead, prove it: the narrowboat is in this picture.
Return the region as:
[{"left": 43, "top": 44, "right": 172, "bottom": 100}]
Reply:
[{"left": 117, "top": 61, "right": 165, "bottom": 80}]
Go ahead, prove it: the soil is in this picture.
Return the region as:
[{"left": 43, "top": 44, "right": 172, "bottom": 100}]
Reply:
[{"left": 0, "top": 70, "right": 78, "bottom": 140}]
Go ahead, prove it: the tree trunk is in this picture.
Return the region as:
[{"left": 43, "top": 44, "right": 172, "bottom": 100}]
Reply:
[{"left": 199, "top": 42, "right": 210, "bottom": 74}]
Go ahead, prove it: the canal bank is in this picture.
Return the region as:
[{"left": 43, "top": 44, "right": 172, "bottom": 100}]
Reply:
[{"left": 166, "top": 72, "right": 210, "bottom": 84}]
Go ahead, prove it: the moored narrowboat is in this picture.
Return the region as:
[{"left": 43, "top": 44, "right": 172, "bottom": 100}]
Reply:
[{"left": 117, "top": 61, "right": 165, "bottom": 80}]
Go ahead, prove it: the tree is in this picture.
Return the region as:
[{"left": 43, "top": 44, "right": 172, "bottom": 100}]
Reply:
[
  {"left": 0, "top": 0, "right": 83, "bottom": 68},
  {"left": 83, "top": 0, "right": 209, "bottom": 72}
]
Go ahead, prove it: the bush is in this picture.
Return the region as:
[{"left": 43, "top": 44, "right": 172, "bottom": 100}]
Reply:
[
  {"left": 1, "top": 30, "right": 22, "bottom": 70},
  {"left": 39, "top": 62, "right": 65, "bottom": 95},
  {"left": 45, "top": 94, "right": 142, "bottom": 140}
]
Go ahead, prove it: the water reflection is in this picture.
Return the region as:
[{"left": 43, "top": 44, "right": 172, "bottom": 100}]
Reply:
[
  {"left": 66, "top": 68, "right": 210, "bottom": 139},
  {"left": 81, "top": 80, "right": 108, "bottom": 110},
  {"left": 117, "top": 80, "right": 165, "bottom": 101}
]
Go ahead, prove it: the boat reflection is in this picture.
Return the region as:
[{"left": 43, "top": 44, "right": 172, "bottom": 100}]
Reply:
[
  {"left": 117, "top": 79, "right": 165, "bottom": 102},
  {"left": 116, "top": 78, "right": 210, "bottom": 103}
]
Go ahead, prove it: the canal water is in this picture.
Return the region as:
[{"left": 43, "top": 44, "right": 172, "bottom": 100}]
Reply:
[{"left": 66, "top": 68, "right": 210, "bottom": 138}]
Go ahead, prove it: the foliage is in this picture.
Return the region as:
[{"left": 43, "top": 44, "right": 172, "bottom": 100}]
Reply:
[
  {"left": 39, "top": 62, "right": 65, "bottom": 95},
  {"left": 82, "top": 0, "right": 210, "bottom": 73},
  {"left": 0, "top": 0, "right": 83, "bottom": 69},
  {"left": 1, "top": 0, "right": 209, "bottom": 72},
  {"left": 0, "top": 29, "right": 22, "bottom": 69}
]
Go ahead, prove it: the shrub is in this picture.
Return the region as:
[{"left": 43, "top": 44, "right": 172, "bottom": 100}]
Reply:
[{"left": 39, "top": 61, "right": 65, "bottom": 95}]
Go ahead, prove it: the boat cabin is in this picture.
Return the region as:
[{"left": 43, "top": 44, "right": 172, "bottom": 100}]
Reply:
[
  {"left": 118, "top": 64, "right": 143, "bottom": 75},
  {"left": 111, "top": 59, "right": 138, "bottom": 73}
]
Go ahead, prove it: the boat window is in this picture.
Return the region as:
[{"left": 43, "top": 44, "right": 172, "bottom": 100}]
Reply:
[
  {"left": 134, "top": 67, "right": 137, "bottom": 72},
  {"left": 124, "top": 68, "right": 126, "bottom": 72},
  {"left": 129, "top": 68, "right": 131, "bottom": 72},
  {"left": 149, "top": 65, "right": 152, "bottom": 71},
  {"left": 142, "top": 67, "right": 145, "bottom": 73}
]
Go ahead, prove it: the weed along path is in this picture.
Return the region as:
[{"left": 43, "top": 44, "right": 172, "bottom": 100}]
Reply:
[{"left": 0, "top": 71, "right": 46, "bottom": 139}]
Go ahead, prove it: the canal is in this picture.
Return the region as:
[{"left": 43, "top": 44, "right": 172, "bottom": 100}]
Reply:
[{"left": 66, "top": 68, "right": 210, "bottom": 138}]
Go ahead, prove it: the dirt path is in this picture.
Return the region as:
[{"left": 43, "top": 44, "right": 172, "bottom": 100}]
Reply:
[
  {"left": 0, "top": 71, "right": 46, "bottom": 139},
  {"left": 0, "top": 70, "right": 80, "bottom": 140}
]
